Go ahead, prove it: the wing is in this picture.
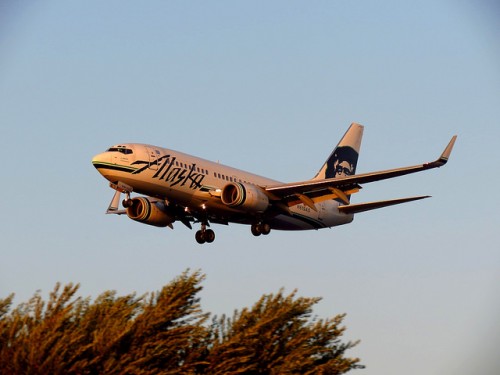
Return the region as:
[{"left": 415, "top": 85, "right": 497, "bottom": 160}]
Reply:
[{"left": 264, "top": 136, "right": 457, "bottom": 209}]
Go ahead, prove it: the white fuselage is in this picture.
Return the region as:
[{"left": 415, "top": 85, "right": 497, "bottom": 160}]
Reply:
[{"left": 92, "top": 143, "right": 353, "bottom": 231}]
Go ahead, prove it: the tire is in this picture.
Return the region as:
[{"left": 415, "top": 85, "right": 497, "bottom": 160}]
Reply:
[
  {"left": 251, "top": 224, "right": 261, "bottom": 236},
  {"left": 205, "top": 229, "right": 215, "bottom": 243},
  {"left": 260, "top": 223, "right": 271, "bottom": 235},
  {"left": 195, "top": 230, "right": 206, "bottom": 244}
]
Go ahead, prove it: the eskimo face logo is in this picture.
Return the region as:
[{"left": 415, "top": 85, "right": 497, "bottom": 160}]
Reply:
[
  {"left": 131, "top": 154, "right": 206, "bottom": 190},
  {"left": 325, "top": 146, "right": 359, "bottom": 179}
]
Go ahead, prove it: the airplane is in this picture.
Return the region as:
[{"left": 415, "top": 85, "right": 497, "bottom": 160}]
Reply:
[{"left": 92, "top": 123, "right": 456, "bottom": 244}]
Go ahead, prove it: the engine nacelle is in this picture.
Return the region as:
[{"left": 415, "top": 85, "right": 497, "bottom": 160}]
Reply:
[
  {"left": 126, "top": 197, "right": 175, "bottom": 227},
  {"left": 221, "top": 182, "right": 270, "bottom": 213}
]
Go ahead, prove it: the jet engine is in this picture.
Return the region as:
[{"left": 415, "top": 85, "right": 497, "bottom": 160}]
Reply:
[
  {"left": 126, "top": 197, "right": 175, "bottom": 227},
  {"left": 221, "top": 182, "right": 269, "bottom": 213}
]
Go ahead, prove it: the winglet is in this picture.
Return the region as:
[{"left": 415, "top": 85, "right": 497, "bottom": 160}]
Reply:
[
  {"left": 437, "top": 135, "right": 457, "bottom": 165},
  {"left": 425, "top": 135, "right": 457, "bottom": 168}
]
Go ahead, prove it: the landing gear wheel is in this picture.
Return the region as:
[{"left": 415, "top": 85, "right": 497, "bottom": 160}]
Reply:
[
  {"left": 122, "top": 199, "right": 133, "bottom": 208},
  {"left": 195, "top": 230, "right": 206, "bottom": 244},
  {"left": 122, "top": 192, "right": 133, "bottom": 208},
  {"left": 251, "top": 224, "right": 262, "bottom": 236},
  {"left": 195, "top": 222, "right": 215, "bottom": 244},
  {"left": 251, "top": 223, "right": 271, "bottom": 237},
  {"left": 260, "top": 223, "right": 271, "bottom": 235},
  {"left": 205, "top": 229, "right": 215, "bottom": 243}
]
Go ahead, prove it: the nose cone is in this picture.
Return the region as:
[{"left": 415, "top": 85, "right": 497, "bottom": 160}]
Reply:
[{"left": 92, "top": 152, "right": 110, "bottom": 171}]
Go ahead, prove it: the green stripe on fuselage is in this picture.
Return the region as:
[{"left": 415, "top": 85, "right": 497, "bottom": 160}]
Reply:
[{"left": 92, "top": 162, "right": 138, "bottom": 173}]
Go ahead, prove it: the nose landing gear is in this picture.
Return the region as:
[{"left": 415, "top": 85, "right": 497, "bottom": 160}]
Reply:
[{"left": 122, "top": 192, "right": 133, "bottom": 208}]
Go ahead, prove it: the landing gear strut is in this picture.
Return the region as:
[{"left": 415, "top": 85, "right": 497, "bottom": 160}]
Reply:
[
  {"left": 251, "top": 223, "right": 271, "bottom": 236},
  {"left": 195, "top": 223, "right": 215, "bottom": 244}
]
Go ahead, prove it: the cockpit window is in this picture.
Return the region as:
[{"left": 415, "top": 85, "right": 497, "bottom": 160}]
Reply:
[{"left": 107, "top": 147, "right": 133, "bottom": 154}]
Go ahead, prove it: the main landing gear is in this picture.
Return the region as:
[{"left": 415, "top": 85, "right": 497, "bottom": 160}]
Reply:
[
  {"left": 195, "top": 223, "right": 215, "bottom": 244},
  {"left": 251, "top": 223, "right": 271, "bottom": 236},
  {"left": 194, "top": 221, "right": 271, "bottom": 244}
]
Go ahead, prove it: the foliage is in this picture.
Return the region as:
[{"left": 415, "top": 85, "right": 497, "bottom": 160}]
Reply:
[{"left": 0, "top": 271, "right": 363, "bottom": 374}]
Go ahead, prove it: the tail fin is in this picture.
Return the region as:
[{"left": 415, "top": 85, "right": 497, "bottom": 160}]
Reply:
[{"left": 313, "top": 123, "right": 364, "bottom": 180}]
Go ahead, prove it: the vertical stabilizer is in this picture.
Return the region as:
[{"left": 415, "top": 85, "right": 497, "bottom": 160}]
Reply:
[{"left": 313, "top": 123, "right": 364, "bottom": 180}]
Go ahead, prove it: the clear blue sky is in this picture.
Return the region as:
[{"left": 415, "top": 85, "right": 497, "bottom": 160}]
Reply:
[{"left": 1, "top": 1, "right": 499, "bottom": 374}]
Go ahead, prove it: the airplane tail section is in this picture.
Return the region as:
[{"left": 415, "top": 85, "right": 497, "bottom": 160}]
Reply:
[{"left": 313, "top": 123, "right": 364, "bottom": 181}]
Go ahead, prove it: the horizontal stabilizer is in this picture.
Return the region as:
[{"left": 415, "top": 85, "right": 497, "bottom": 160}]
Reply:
[{"left": 338, "top": 196, "right": 430, "bottom": 214}]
